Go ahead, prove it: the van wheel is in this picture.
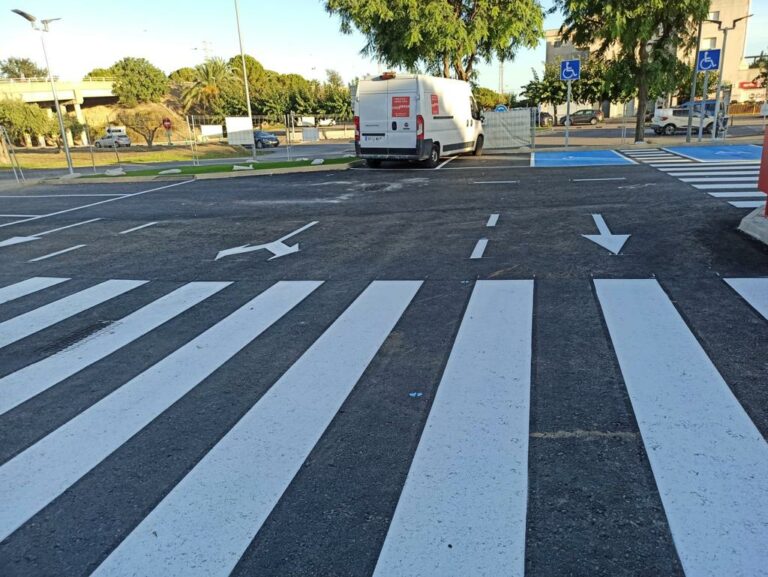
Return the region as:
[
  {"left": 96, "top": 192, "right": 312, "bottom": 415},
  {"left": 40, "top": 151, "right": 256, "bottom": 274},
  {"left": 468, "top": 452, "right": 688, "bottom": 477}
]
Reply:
[
  {"left": 423, "top": 144, "right": 440, "bottom": 168},
  {"left": 663, "top": 124, "right": 676, "bottom": 136},
  {"left": 473, "top": 135, "right": 484, "bottom": 157},
  {"left": 366, "top": 159, "right": 381, "bottom": 168}
]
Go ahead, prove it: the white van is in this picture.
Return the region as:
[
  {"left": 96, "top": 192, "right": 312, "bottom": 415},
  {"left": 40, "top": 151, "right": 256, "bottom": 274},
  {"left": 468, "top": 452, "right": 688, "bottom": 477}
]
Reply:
[{"left": 354, "top": 73, "right": 484, "bottom": 168}]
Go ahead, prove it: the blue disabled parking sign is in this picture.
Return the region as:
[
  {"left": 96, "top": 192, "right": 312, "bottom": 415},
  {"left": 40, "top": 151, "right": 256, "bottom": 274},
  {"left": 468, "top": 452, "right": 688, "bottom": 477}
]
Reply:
[
  {"left": 696, "top": 49, "right": 721, "bottom": 72},
  {"left": 560, "top": 59, "right": 580, "bottom": 81}
]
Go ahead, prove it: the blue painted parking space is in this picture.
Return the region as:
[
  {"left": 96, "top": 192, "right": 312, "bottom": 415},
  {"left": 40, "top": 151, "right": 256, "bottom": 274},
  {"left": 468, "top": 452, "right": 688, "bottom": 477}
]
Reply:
[
  {"left": 664, "top": 145, "right": 762, "bottom": 162},
  {"left": 532, "top": 150, "right": 635, "bottom": 167}
]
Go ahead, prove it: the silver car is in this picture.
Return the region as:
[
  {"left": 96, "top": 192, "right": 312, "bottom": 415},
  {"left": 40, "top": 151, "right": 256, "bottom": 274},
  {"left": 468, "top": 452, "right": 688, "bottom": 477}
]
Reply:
[{"left": 94, "top": 133, "right": 131, "bottom": 148}]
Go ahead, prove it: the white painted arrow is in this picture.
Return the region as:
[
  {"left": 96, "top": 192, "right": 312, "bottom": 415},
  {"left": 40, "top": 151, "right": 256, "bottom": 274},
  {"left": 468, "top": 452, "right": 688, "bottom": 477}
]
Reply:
[
  {"left": 582, "top": 214, "right": 630, "bottom": 255},
  {"left": 0, "top": 219, "right": 101, "bottom": 249},
  {"left": 216, "top": 221, "right": 318, "bottom": 261}
]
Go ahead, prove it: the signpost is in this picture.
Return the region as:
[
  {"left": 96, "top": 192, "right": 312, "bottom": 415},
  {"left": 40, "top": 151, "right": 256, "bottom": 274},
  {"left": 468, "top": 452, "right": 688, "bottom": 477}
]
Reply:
[
  {"left": 560, "top": 59, "right": 581, "bottom": 148},
  {"left": 695, "top": 49, "right": 720, "bottom": 142},
  {"left": 759, "top": 131, "right": 768, "bottom": 217}
]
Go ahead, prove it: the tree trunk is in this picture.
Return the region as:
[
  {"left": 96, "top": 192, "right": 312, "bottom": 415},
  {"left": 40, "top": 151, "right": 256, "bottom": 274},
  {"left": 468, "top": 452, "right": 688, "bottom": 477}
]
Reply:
[
  {"left": 442, "top": 54, "right": 450, "bottom": 78},
  {"left": 634, "top": 43, "right": 649, "bottom": 143}
]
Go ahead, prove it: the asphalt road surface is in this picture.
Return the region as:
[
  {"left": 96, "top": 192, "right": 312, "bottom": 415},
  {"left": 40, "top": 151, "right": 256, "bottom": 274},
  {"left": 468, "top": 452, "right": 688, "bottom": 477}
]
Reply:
[{"left": 0, "top": 149, "right": 767, "bottom": 577}]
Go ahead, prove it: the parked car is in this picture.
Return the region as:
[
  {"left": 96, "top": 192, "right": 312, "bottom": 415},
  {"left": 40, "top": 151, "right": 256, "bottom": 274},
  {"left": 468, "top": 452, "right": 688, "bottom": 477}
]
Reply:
[
  {"left": 252, "top": 130, "right": 279, "bottom": 148},
  {"left": 317, "top": 118, "right": 337, "bottom": 126},
  {"left": 295, "top": 116, "right": 316, "bottom": 127},
  {"left": 94, "top": 133, "right": 131, "bottom": 148},
  {"left": 652, "top": 108, "right": 713, "bottom": 135},
  {"left": 536, "top": 111, "right": 553, "bottom": 127},
  {"left": 559, "top": 109, "right": 604, "bottom": 126}
]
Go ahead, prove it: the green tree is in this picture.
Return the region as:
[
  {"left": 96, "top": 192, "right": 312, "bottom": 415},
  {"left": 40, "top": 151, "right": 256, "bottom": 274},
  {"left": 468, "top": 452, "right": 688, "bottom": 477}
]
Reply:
[
  {"left": 320, "top": 69, "right": 352, "bottom": 118},
  {"left": 84, "top": 67, "right": 114, "bottom": 79},
  {"left": 473, "top": 86, "right": 505, "bottom": 109},
  {"left": 182, "top": 58, "right": 239, "bottom": 118},
  {"left": 169, "top": 67, "right": 197, "bottom": 84},
  {"left": 555, "top": 0, "right": 709, "bottom": 142},
  {"left": 0, "top": 99, "right": 52, "bottom": 144},
  {"left": 115, "top": 110, "right": 164, "bottom": 146},
  {"left": 109, "top": 57, "right": 169, "bottom": 106},
  {"left": 521, "top": 65, "right": 568, "bottom": 120},
  {"left": 751, "top": 51, "right": 768, "bottom": 85},
  {"left": 0, "top": 57, "right": 46, "bottom": 79},
  {"left": 325, "top": 0, "right": 544, "bottom": 81},
  {"left": 227, "top": 54, "right": 267, "bottom": 104}
]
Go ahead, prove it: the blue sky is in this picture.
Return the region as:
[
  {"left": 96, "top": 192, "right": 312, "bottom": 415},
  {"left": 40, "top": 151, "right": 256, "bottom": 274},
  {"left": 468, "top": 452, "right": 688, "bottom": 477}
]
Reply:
[{"left": 1, "top": 0, "right": 766, "bottom": 94}]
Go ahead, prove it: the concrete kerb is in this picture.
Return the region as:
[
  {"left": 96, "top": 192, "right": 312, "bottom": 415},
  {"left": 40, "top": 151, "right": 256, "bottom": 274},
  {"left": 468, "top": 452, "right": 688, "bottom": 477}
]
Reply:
[
  {"left": 738, "top": 207, "right": 768, "bottom": 247},
  {"left": 44, "top": 160, "right": 363, "bottom": 185}
]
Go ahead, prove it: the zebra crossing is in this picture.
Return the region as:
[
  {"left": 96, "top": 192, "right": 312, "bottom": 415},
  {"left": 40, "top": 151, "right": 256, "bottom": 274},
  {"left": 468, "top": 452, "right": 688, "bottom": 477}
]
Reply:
[
  {"left": 619, "top": 148, "right": 694, "bottom": 165},
  {"left": 654, "top": 161, "right": 765, "bottom": 209},
  {"left": 1, "top": 275, "right": 767, "bottom": 576}
]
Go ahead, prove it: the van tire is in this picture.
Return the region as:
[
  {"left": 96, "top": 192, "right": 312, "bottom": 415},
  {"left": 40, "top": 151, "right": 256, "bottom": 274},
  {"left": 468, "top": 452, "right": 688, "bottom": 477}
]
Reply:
[
  {"left": 662, "top": 124, "right": 676, "bottom": 136},
  {"left": 366, "top": 159, "right": 381, "bottom": 168},
  {"left": 473, "top": 135, "right": 484, "bottom": 157},
  {"left": 423, "top": 144, "right": 440, "bottom": 168}
]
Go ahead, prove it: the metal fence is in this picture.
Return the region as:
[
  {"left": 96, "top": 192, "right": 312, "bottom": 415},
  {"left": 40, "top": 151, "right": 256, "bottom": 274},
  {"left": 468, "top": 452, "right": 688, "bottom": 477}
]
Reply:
[{"left": 482, "top": 108, "right": 535, "bottom": 150}]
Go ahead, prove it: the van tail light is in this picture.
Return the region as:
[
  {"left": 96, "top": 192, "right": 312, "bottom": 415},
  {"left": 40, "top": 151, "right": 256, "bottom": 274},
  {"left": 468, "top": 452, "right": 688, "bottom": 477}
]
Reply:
[
  {"left": 660, "top": 116, "right": 669, "bottom": 121},
  {"left": 416, "top": 115, "right": 424, "bottom": 140},
  {"left": 354, "top": 116, "right": 360, "bottom": 142}
]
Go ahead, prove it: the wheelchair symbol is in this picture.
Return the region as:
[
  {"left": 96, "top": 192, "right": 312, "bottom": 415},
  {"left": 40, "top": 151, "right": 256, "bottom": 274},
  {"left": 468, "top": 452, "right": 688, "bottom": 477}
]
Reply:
[
  {"left": 698, "top": 53, "right": 717, "bottom": 71},
  {"left": 561, "top": 61, "right": 578, "bottom": 80}
]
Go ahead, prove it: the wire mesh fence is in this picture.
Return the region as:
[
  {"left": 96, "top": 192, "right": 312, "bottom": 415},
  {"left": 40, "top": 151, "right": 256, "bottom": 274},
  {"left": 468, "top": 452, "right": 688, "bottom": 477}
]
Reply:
[{"left": 482, "top": 109, "right": 535, "bottom": 150}]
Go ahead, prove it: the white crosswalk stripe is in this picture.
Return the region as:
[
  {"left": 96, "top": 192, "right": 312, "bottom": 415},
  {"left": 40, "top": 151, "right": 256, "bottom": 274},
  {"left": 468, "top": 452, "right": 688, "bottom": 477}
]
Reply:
[
  {"left": 619, "top": 148, "right": 693, "bottom": 164},
  {"left": 595, "top": 279, "right": 768, "bottom": 577},
  {"left": 0, "top": 277, "right": 69, "bottom": 305},
  {"left": 92, "top": 280, "right": 420, "bottom": 577},
  {"left": 374, "top": 281, "right": 533, "bottom": 577},
  {"left": 0, "top": 279, "right": 146, "bottom": 349},
  {"left": 0, "top": 281, "right": 231, "bottom": 416},
  {"left": 650, "top": 159, "right": 765, "bottom": 208},
  {"left": 0, "top": 280, "right": 321, "bottom": 543},
  {"left": 0, "top": 275, "right": 766, "bottom": 575}
]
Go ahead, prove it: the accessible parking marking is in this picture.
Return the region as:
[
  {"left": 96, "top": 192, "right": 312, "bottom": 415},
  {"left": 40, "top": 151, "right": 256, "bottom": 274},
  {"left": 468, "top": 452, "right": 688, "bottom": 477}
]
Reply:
[{"left": 533, "top": 150, "right": 635, "bottom": 167}]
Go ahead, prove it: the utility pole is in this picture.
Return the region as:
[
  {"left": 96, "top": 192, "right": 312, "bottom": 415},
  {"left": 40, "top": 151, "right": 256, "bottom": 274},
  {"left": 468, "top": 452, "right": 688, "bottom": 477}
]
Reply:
[
  {"left": 711, "top": 14, "right": 752, "bottom": 142},
  {"left": 234, "top": 0, "right": 256, "bottom": 159}
]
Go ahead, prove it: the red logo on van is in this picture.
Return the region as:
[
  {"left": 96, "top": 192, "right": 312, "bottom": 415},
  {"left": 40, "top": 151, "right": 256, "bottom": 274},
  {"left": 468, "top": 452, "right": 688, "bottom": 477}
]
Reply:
[
  {"left": 392, "top": 96, "right": 411, "bottom": 117},
  {"left": 431, "top": 94, "right": 439, "bottom": 115}
]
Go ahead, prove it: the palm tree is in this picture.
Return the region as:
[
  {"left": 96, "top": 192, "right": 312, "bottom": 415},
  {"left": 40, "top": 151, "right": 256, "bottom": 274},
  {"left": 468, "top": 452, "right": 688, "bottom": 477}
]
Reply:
[{"left": 182, "top": 58, "right": 239, "bottom": 115}]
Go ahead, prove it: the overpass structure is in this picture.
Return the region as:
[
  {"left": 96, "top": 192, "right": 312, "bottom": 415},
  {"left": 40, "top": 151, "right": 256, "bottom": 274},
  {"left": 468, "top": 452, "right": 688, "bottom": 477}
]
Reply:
[{"left": 0, "top": 78, "right": 117, "bottom": 145}]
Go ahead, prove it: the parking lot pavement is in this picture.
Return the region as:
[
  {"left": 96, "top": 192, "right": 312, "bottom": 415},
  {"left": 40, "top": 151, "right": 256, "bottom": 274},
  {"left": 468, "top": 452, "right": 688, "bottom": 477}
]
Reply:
[{"left": 1, "top": 160, "right": 767, "bottom": 577}]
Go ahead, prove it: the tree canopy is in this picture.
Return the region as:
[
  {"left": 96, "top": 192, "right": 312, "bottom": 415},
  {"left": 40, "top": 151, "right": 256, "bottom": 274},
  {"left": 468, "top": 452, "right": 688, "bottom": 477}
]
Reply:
[
  {"left": 325, "top": 0, "right": 544, "bottom": 80},
  {"left": 1, "top": 57, "right": 47, "bottom": 79},
  {"left": 554, "top": 0, "right": 709, "bottom": 141},
  {"left": 0, "top": 99, "right": 52, "bottom": 142},
  {"left": 107, "top": 57, "right": 169, "bottom": 106}
]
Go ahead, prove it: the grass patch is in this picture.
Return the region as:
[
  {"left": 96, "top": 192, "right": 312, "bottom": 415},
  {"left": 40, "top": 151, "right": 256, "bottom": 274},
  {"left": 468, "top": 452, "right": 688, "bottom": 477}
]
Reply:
[{"left": 81, "top": 157, "right": 355, "bottom": 178}]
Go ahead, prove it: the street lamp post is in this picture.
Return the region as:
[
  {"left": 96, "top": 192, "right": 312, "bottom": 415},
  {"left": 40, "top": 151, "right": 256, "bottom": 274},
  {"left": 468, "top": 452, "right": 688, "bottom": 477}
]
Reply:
[
  {"left": 12, "top": 9, "right": 74, "bottom": 175},
  {"left": 711, "top": 14, "right": 752, "bottom": 142},
  {"left": 233, "top": 0, "right": 257, "bottom": 160}
]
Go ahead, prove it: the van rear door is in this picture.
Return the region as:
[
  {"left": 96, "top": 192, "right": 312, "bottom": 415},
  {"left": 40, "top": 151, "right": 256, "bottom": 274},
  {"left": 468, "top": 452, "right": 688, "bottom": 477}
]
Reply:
[
  {"left": 358, "top": 83, "right": 388, "bottom": 150},
  {"left": 387, "top": 77, "right": 418, "bottom": 153}
]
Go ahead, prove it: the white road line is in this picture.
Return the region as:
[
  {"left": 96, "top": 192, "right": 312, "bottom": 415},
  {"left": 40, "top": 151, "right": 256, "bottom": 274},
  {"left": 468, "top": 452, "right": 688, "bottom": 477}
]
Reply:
[
  {"left": 530, "top": 152, "right": 535, "bottom": 167},
  {"left": 0, "top": 214, "right": 40, "bottom": 217},
  {"left": 681, "top": 177, "right": 758, "bottom": 183},
  {"left": 0, "top": 279, "right": 146, "bottom": 349},
  {"left": 472, "top": 180, "right": 519, "bottom": 184},
  {"left": 692, "top": 183, "right": 760, "bottom": 190},
  {"left": 0, "top": 280, "right": 321, "bottom": 543},
  {"left": 0, "top": 281, "right": 230, "bottom": 416},
  {"left": 91, "top": 281, "right": 420, "bottom": 577},
  {"left": 0, "top": 181, "right": 193, "bottom": 230},
  {"left": 656, "top": 163, "right": 760, "bottom": 171},
  {"left": 373, "top": 281, "right": 533, "bottom": 577},
  {"left": 35, "top": 218, "right": 102, "bottom": 237},
  {"left": 665, "top": 171, "right": 760, "bottom": 177},
  {"left": 725, "top": 278, "right": 768, "bottom": 319},
  {"left": 436, "top": 156, "right": 456, "bottom": 169},
  {"left": 470, "top": 238, "right": 488, "bottom": 259},
  {"left": 649, "top": 162, "right": 694, "bottom": 166},
  {"left": 0, "top": 277, "right": 69, "bottom": 305},
  {"left": 0, "top": 194, "right": 126, "bottom": 198},
  {"left": 572, "top": 177, "right": 626, "bottom": 182},
  {"left": 594, "top": 279, "right": 768, "bottom": 577},
  {"left": 27, "top": 244, "right": 87, "bottom": 262},
  {"left": 119, "top": 222, "right": 158, "bottom": 234},
  {"left": 486, "top": 213, "right": 499, "bottom": 227},
  {"left": 708, "top": 192, "right": 765, "bottom": 198},
  {"left": 729, "top": 200, "right": 765, "bottom": 208}
]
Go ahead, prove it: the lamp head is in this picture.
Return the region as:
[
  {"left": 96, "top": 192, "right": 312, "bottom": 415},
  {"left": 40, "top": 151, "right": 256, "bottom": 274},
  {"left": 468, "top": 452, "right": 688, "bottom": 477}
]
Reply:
[{"left": 11, "top": 8, "right": 36, "bottom": 24}]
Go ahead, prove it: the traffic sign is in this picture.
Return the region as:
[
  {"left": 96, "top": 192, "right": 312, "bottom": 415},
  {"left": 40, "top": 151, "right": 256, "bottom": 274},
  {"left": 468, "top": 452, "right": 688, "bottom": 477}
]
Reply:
[
  {"left": 494, "top": 104, "right": 508, "bottom": 112},
  {"left": 696, "top": 49, "right": 721, "bottom": 72},
  {"left": 560, "top": 59, "right": 580, "bottom": 81},
  {"left": 162, "top": 117, "right": 172, "bottom": 130}
]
